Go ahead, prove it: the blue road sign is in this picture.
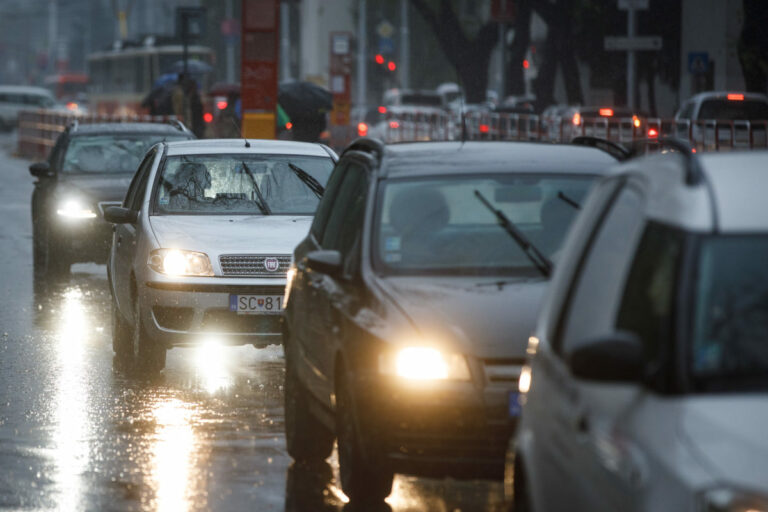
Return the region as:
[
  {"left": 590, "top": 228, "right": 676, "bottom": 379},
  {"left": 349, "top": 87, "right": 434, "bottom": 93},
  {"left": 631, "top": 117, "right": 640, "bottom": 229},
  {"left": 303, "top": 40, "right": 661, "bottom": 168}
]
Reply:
[
  {"left": 378, "top": 37, "right": 395, "bottom": 55},
  {"left": 688, "top": 52, "right": 709, "bottom": 74}
]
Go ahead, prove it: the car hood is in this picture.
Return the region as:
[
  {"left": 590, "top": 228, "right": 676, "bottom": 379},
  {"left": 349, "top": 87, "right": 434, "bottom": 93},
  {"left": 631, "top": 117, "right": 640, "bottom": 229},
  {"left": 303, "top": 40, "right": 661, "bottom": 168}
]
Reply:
[
  {"left": 149, "top": 215, "right": 312, "bottom": 257},
  {"left": 679, "top": 395, "right": 768, "bottom": 488},
  {"left": 59, "top": 173, "right": 133, "bottom": 203},
  {"left": 375, "top": 275, "right": 547, "bottom": 359}
]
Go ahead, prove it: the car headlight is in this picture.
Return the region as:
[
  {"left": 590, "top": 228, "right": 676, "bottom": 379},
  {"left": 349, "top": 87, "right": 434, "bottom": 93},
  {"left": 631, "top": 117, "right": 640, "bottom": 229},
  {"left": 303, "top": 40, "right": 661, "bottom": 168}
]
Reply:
[
  {"left": 284, "top": 265, "right": 297, "bottom": 306},
  {"left": 148, "top": 249, "right": 214, "bottom": 277},
  {"left": 700, "top": 487, "right": 768, "bottom": 512},
  {"left": 56, "top": 199, "right": 97, "bottom": 219},
  {"left": 379, "top": 346, "right": 471, "bottom": 381}
]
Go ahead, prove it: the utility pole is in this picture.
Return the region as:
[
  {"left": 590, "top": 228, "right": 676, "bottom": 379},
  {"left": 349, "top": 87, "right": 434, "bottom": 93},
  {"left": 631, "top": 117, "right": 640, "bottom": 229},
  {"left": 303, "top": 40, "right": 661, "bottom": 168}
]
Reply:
[
  {"left": 48, "top": 0, "right": 57, "bottom": 73},
  {"left": 626, "top": 6, "right": 636, "bottom": 109},
  {"left": 280, "top": 0, "right": 291, "bottom": 81},
  {"left": 226, "top": 0, "right": 236, "bottom": 83},
  {"left": 399, "top": 0, "right": 409, "bottom": 89},
  {"left": 357, "top": 0, "right": 367, "bottom": 110}
]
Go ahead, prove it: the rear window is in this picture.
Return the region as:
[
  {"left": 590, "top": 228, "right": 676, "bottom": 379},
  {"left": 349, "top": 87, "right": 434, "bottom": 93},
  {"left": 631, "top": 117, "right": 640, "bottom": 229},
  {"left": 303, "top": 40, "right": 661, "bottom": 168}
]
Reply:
[{"left": 698, "top": 99, "right": 768, "bottom": 120}]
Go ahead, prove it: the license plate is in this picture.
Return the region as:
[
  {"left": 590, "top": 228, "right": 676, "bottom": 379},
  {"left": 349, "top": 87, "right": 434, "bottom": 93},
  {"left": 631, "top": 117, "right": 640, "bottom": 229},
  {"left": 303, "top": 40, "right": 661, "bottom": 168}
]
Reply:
[
  {"left": 229, "top": 295, "right": 284, "bottom": 314},
  {"left": 508, "top": 391, "right": 522, "bottom": 417}
]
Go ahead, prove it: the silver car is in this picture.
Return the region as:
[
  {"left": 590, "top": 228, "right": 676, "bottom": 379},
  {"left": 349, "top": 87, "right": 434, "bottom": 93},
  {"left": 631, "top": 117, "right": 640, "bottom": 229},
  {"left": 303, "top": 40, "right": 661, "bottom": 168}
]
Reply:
[
  {"left": 508, "top": 145, "right": 768, "bottom": 511},
  {"left": 105, "top": 139, "right": 337, "bottom": 374}
]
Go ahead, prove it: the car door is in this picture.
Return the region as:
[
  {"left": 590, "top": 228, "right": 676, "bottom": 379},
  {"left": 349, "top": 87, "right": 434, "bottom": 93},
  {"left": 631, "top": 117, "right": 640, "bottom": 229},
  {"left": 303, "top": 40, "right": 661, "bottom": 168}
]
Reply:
[
  {"left": 539, "top": 183, "right": 647, "bottom": 511},
  {"left": 306, "top": 157, "right": 370, "bottom": 402},
  {"left": 111, "top": 147, "right": 158, "bottom": 316}
]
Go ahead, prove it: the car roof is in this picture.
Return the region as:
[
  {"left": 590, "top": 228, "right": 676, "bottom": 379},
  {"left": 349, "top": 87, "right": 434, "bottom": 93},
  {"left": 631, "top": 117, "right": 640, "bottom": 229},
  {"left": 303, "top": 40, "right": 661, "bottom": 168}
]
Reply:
[
  {"left": 0, "top": 85, "right": 52, "bottom": 95},
  {"left": 687, "top": 91, "right": 768, "bottom": 103},
  {"left": 379, "top": 141, "right": 617, "bottom": 178},
  {"left": 616, "top": 150, "right": 768, "bottom": 233},
  {"left": 71, "top": 122, "right": 192, "bottom": 136},
  {"left": 164, "top": 138, "right": 335, "bottom": 158}
]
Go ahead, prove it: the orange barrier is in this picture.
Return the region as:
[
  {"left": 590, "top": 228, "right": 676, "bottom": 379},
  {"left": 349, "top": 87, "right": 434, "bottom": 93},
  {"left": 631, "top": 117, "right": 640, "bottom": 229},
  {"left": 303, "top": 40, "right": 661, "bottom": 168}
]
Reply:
[{"left": 17, "top": 109, "right": 181, "bottom": 160}]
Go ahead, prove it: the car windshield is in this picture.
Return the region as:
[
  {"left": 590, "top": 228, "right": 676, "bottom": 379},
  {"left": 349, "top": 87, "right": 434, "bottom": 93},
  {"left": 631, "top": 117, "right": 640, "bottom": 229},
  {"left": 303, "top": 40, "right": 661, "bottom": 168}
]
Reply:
[
  {"left": 698, "top": 99, "right": 768, "bottom": 120},
  {"left": 62, "top": 134, "right": 188, "bottom": 173},
  {"left": 691, "top": 235, "right": 768, "bottom": 389},
  {"left": 154, "top": 154, "right": 334, "bottom": 215},
  {"left": 374, "top": 174, "right": 595, "bottom": 276}
]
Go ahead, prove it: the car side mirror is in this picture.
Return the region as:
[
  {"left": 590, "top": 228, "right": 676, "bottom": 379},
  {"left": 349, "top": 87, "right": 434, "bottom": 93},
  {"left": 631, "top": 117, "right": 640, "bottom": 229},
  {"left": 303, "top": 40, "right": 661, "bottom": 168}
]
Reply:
[
  {"left": 567, "top": 332, "right": 645, "bottom": 383},
  {"left": 305, "top": 250, "right": 342, "bottom": 277},
  {"left": 104, "top": 206, "right": 138, "bottom": 224},
  {"left": 29, "top": 162, "right": 53, "bottom": 178}
]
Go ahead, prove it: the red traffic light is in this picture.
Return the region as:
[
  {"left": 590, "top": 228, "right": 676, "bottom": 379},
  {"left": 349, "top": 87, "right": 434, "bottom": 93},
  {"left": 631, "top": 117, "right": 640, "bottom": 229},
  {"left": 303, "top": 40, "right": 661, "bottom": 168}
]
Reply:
[
  {"left": 375, "top": 54, "right": 385, "bottom": 65},
  {"left": 387, "top": 61, "right": 396, "bottom": 72},
  {"left": 203, "top": 112, "right": 213, "bottom": 123}
]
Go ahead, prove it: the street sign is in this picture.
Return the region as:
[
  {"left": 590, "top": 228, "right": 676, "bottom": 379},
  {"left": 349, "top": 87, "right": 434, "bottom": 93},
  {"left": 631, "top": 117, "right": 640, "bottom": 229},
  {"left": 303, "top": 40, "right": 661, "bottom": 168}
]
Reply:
[
  {"left": 604, "top": 35, "right": 662, "bottom": 51},
  {"left": 176, "top": 7, "right": 207, "bottom": 39},
  {"left": 688, "top": 52, "right": 710, "bottom": 74},
  {"left": 376, "top": 21, "right": 394, "bottom": 39},
  {"left": 618, "top": 0, "right": 649, "bottom": 10},
  {"left": 378, "top": 37, "right": 394, "bottom": 55}
]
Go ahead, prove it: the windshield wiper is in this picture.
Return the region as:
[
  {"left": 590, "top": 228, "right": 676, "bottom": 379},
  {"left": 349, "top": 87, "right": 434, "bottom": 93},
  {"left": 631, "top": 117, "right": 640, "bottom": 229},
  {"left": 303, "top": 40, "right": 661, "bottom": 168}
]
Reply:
[
  {"left": 474, "top": 190, "right": 553, "bottom": 277},
  {"left": 240, "top": 161, "right": 271, "bottom": 215},
  {"left": 557, "top": 191, "right": 582, "bottom": 210},
  {"left": 287, "top": 163, "right": 325, "bottom": 198}
]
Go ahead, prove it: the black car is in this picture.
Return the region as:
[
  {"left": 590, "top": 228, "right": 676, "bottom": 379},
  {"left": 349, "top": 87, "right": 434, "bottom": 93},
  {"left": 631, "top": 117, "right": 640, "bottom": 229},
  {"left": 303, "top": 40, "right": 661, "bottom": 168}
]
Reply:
[
  {"left": 282, "top": 139, "right": 618, "bottom": 504},
  {"left": 30, "top": 121, "right": 194, "bottom": 277}
]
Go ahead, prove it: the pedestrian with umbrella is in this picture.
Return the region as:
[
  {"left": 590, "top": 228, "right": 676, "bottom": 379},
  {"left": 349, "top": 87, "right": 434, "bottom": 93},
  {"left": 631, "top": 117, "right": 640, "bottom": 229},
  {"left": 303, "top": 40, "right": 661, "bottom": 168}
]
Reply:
[{"left": 278, "top": 81, "right": 333, "bottom": 142}]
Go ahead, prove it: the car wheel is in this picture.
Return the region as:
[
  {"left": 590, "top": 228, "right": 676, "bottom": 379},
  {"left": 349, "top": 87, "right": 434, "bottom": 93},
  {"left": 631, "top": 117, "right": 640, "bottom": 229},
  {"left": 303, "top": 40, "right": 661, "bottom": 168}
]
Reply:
[
  {"left": 34, "top": 219, "right": 69, "bottom": 278},
  {"left": 284, "top": 350, "right": 335, "bottom": 462},
  {"left": 336, "top": 373, "right": 393, "bottom": 504},
  {"left": 131, "top": 299, "right": 166, "bottom": 375}
]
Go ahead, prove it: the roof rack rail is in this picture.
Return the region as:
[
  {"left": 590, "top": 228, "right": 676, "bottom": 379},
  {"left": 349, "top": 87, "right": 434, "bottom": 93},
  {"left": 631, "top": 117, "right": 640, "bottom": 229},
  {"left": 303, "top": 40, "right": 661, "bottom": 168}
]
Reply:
[
  {"left": 571, "top": 136, "right": 630, "bottom": 161},
  {"left": 342, "top": 137, "right": 385, "bottom": 160},
  {"left": 167, "top": 119, "right": 189, "bottom": 133},
  {"left": 653, "top": 138, "right": 703, "bottom": 186},
  {"left": 67, "top": 119, "right": 79, "bottom": 133}
]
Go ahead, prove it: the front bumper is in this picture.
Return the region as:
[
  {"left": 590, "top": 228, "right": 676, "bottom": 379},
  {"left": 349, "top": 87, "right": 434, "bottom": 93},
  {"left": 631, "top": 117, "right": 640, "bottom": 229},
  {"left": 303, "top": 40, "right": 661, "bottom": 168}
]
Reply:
[
  {"left": 141, "top": 276, "right": 286, "bottom": 348},
  {"left": 354, "top": 374, "right": 517, "bottom": 480}
]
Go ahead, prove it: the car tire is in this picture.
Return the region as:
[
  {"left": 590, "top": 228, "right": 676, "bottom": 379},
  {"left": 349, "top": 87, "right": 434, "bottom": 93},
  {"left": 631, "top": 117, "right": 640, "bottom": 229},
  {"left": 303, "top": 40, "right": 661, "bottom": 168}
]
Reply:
[
  {"left": 336, "top": 373, "right": 393, "bottom": 504},
  {"left": 284, "top": 350, "right": 335, "bottom": 462},
  {"left": 33, "top": 218, "right": 69, "bottom": 278},
  {"left": 131, "top": 299, "right": 166, "bottom": 375}
]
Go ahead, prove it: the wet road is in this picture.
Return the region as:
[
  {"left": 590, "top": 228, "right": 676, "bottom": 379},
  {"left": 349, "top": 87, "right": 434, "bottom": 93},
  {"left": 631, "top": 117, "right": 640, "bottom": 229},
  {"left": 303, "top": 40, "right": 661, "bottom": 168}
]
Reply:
[{"left": 0, "top": 136, "right": 504, "bottom": 512}]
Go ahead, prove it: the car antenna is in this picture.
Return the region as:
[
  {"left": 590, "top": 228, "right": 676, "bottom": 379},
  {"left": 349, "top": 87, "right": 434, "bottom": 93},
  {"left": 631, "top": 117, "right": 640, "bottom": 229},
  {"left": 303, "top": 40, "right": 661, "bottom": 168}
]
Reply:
[{"left": 227, "top": 116, "right": 250, "bottom": 147}]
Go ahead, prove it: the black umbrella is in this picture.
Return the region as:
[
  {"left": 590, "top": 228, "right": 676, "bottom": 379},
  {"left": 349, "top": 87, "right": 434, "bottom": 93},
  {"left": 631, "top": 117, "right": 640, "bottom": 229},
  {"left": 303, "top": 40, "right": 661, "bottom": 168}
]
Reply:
[{"left": 278, "top": 81, "right": 333, "bottom": 120}]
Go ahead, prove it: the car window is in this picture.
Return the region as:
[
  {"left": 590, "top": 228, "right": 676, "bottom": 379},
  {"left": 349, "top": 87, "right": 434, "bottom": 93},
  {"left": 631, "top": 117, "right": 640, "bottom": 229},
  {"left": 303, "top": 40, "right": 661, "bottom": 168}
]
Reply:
[
  {"left": 310, "top": 161, "right": 348, "bottom": 241},
  {"left": 124, "top": 147, "right": 158, "bottom": 209},
  {"left": 154, "top": 154, "right": 333, "bottom": 215},
  {"left": 559, "top": 185, "right": 645, "bottom": 356},
  {"left": 616, "top": 222, "right": 684, "bottom": 363},
  {"left": 62, "top": 134, "right": 188, "bottom": 174},
  {"left": 697, "top": 99, "right": 768, "bottom": 120},
  {"left": 321, "top": 162, "right": 369, "bottom": 253},
  {"left": 677, "top": 101, "right": 695, "bottom": 120}
]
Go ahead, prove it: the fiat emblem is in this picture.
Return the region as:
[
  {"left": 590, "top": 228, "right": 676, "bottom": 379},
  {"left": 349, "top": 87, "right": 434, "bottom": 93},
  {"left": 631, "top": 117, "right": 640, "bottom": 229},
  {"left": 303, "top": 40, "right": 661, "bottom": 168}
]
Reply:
[{"left": 264, "top": 257, "right": 280, "bottom": 272}]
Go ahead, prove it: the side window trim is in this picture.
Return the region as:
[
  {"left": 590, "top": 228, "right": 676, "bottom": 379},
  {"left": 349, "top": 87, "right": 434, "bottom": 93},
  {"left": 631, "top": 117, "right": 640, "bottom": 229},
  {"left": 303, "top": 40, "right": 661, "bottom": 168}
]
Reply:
[
  {"left": 552, "top": 178, "right": 627, "bottom": 356},
  {"left": 310, "top": 161, "right": 349, "bottom": 243},
  {"left": 319, "top": 153, "right": 371, "bottom": 251},
  {"left": 124, "top": 146, "right": 158, "bottom": 209}
]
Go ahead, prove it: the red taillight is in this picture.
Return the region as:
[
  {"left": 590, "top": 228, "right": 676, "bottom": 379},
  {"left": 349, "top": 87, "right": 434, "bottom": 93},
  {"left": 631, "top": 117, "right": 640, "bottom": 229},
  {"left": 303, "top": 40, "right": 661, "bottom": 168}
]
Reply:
[
  {"left": 217, "top": 101, "right": 228, "bottom": 110},
  {"left": 633, "top": 115, "right": 641, "bottom": 128},
  {"left": 358, "top": 122, "right": 368, "bottom": 136},
  {"left": 66, "top": 102, "right": 78, "bottom": 111},
  {"left": 647, "top": 127, "right": 659, "bottom": 138},
  {"left": 203, "top": 112, "right": 213, "bottom": 123},
  {"left": 285, "top": 122, "right": 293, "bottom": 130},
  {"left": 389, "top": 121, "right": 400, "bottom": 129},
  {"left": 375, "top": 54, "right": 385, "bottom": 65},
  {"left": 479, "top": 124, "right": 490, "bottom": 134},
  {"left": 378, "top": 105, "right": 387, "bottom": 114},
  {"left": 691, "top": 148, "right": 697, "bottom": 153},
  {"left": 572, "top": 113, "right": 582, "bottom": 126},
  {"left": 523, "top": 59, "right": 530, "bottom": 69},
  {"left": 387, "top": 61, "right": 397, "bottom": 71},
  {"left": 727, "top": 93, "right": 745, "bottom": 101},
  {"left": 599, "top": 108, "right": 614, "bottom": 117}
]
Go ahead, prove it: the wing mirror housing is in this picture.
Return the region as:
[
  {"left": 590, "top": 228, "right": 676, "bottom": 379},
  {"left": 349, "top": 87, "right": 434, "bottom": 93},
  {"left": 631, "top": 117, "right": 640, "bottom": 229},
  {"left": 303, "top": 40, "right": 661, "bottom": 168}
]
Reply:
[
  {"left": 29, "top": 162, "right": 53, "bottom": 178},
  {"left": 567, "top": 331, "right": 645, "bottom": 383},
  {"left": 305, "top": 250, "right": 343, "bottom": 277},
  {"left": 104, "top": 206, "right": 138, "bottom": 224}
]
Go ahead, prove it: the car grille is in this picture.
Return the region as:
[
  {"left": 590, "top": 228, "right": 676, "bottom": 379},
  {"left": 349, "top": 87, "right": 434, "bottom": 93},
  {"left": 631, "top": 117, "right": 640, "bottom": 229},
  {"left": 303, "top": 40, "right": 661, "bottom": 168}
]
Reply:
[{"left": 219, "top": 254, "right": 291, "bottom": 277}]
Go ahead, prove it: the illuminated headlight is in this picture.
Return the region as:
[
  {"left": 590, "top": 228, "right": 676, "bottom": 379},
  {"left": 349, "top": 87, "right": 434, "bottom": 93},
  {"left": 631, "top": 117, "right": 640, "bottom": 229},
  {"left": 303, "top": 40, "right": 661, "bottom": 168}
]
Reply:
[
  {"left": 148, "top": 249, "right": 214, "bottom": 277},
  {"left": 700, "top": 487, "right": 768, "bottom": 512},
  {"left": 56, "top": 199, "right": 97, "bottom": 219},
  {"left": 284, "top": 265, "right": 297, "bottom": 306},
  {"left": 379, "top": 346, "right": 470, "bottom": 381}
]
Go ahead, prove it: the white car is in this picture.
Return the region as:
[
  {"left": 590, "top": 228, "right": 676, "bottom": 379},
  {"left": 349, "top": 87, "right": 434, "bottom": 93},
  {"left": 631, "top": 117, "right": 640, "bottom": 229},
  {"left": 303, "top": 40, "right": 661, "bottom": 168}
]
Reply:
[
  {"left": 508, "top": 144, "right": 768, "bottom": 512},
  {"left": 105, "top": 139, "right": 337, "bottom": 374},
  {"left": 0, "top": 85, "right": 58, "bottom": 130}
]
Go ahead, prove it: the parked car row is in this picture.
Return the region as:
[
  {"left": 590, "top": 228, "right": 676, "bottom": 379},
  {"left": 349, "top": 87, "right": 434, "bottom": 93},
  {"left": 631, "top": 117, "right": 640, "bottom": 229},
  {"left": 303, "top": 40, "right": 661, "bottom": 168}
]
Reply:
[{"left": 29, "top": 120, "right": 768, "bottom": 510}]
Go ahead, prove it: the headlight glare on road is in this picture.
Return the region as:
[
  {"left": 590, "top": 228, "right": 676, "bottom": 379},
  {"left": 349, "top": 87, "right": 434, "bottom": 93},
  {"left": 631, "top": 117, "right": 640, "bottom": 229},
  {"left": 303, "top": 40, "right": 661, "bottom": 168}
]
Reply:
[
  {"left": 148, "top": 249, "right": 214, "bottom": 277},
  {"left": 56, "top": 199, "right": 97, "bottom": 219},
  {"left": 699, "top": 487, "right": 768, "bottom": 512},
  {"left": 379, "top": 346, "right": 470, "bottom": 381}
]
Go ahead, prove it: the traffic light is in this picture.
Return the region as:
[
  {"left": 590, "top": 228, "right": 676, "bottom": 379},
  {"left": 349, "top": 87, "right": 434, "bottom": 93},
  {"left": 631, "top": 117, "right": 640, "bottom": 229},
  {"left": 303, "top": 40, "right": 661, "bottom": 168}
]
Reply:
[
  {"left": 375, "top": 54, "right": 385, "bottom": 65},
  {"left": 387, "top": 61, "right": 396, "bottom": 72}
]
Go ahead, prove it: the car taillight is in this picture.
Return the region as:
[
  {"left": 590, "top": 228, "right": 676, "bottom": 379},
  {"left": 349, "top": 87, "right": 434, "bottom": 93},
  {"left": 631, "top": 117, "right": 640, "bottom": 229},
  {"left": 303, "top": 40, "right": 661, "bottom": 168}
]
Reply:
[
  {"left": 633, "top": 115, "right": 641, "bottom": 128},
  {"left": 378, "top": 106, "right": 387, "bottom": 114},
  {"left": 647, "top": 127, "right": 659, "bottom": 138},
  {"left": 599, "top": 108, "right": 614, "bottom": 117},
  {"left": 727, "top": 93, "right": 745, "bottom": 101},
  {"left": 358, "top": 122, "right": 368, "bottom": 136},
  {"left": 572, "top": 113, "right": 582, "bottom": 126},
  {"left": 217, "top": 100, "right": 228, "bottom": 110},
  {"left": 203, "top": 112, "right": 213, "bottom": 123},
  {"left": 389, "top": 121, "right": 400, "bottom": 129},
  {"left": 479, "top": 124, "right": 490, "bottom": 134}
]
